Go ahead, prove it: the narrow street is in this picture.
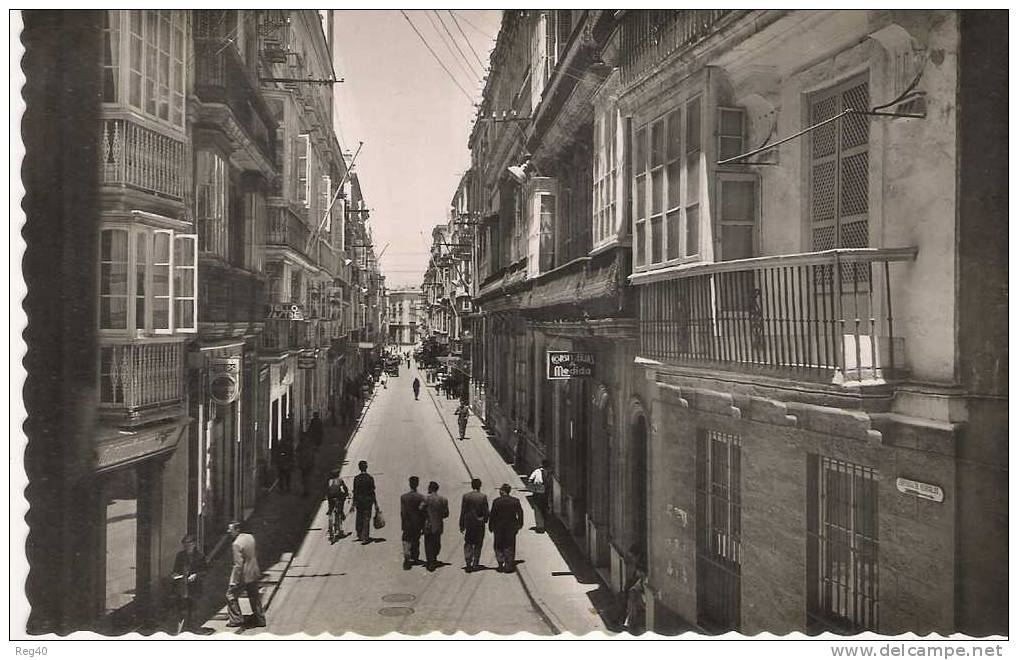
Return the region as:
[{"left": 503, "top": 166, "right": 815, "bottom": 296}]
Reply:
[{"left": 240, "top": 364, "right": 606, "bottom": 636}]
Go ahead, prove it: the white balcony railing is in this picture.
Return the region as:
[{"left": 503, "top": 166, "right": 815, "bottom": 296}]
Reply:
[
  {"left": 99, "top": 341, "right": 185, "bottom": 414},
  {"left": 99, "top": 118, "right": 187, "bottom": 200}
]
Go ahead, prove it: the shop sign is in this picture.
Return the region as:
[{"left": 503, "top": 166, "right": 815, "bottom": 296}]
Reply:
[
  {"left": 267, "top": 302, "right": 305, "bottom": 321},
  {"left": 546, "top": 351, "right": 595, "bottom": 380},
  {"left": 298, "top": 349, "right": 319, "bottom": 369},
  {"left": 357, "top": 342, "right": 375, "bottom": 349},
  {"left": 209, "top": 356, "right": 241, "bottom": 405},
  {"left": 895, "top": 478, "right": 944, "bottom": 503}
]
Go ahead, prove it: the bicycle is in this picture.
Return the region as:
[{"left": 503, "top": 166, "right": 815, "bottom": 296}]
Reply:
[{"left": 328, "top": 500, "right": 346, "bottom": 543}]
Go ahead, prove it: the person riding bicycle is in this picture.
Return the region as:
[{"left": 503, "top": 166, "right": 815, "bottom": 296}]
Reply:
[{"left": 326, "top": 469, "right": 350, "bottom": 542}]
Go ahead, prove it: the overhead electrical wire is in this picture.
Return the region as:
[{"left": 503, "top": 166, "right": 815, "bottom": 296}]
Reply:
[
  {"left": 448, "top": 10, "right": 487, "bottom": 73},
  {"left": 451, "top": 10, "right": 495, "bottom": 41},
  {"left": 435, "top": 10, "right": 484, "bottom": 80},
  {"left": 425, "top": 9, "right": 480, "bottom": 88},
  {"left": 400, "top": 9, "right": 474, "bottom": 103}
]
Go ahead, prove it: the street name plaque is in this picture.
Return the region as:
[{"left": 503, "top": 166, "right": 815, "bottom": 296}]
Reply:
[{"left": 895, "top": 477, "right": 944, "bottom": 502}]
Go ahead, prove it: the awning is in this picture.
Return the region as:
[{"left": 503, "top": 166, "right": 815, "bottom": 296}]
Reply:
[{"left": 95, "top": 418, "right": 189, "bottom": 473}]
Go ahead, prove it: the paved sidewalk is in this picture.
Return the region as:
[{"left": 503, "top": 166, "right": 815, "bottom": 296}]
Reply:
[
  {"left": 423, "top": 379, "right": 613, "bottom": 636},
  {"left": 174, "top": 394, "right": 377, "bottom": 636}
]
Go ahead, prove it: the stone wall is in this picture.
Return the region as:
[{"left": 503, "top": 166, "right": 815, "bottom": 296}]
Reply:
[{"left": 643, "top": 370, "right": 960, "bottom": 634}]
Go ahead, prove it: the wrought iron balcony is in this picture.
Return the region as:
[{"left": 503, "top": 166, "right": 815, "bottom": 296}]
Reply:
[
  {"left": 636, "top": 248, "right": 917, "bottom": 383},
  {"left": 620, "top": 10, "right": 736, "bottom": 85},
  {"left": 194, "top": 40, "right": 275, "bottom": 164},
  {"left": 99, "top": 117, "right": 187, "bottom": 200},
  {"left": 266, "top": 206, "right": 313, "bottom": 260},
  {"left": 99, "top": 341, "right": 185, "bottom": 416}
]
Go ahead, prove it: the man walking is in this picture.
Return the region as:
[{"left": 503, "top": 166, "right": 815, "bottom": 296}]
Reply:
[
  {"left": 275, "top": 436, "right": 293, "bottom": 494},
  {"left": 489, "top": 484, "right": 524, "bottom": 573},
  {"left": 412, "top": 377, "right": 421, "bottom": 400},
  {"left": 171, "top": 534, "right": 207, "bottom": 633},
  {"left": 352, "top": 460, "right": 377, "bottom": 544},
  {"left": 528, "top": 460, "right": 551, "bottom": 533},
  {"left": 455, "top": 400, "right": 470, "bottom": 440},
  {"left": 400, "top": 476, "right": 426, "bottom": 569},
  {"left": 307, "top": 411, "right": 324, "bottom": 448},
  {"left": 225, "top": 521, "right": 265, "bottom": 628},
  {"left": 459, "top": 478, "right": 489, "bottom": 572},
  {"left": 422, "top": 481, "right": 449, "bottom": 571}
]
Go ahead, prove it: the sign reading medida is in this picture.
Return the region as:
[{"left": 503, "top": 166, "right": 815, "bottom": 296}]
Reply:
[{"left": 546, "top": 351, "right": 595, "bottom": 380}]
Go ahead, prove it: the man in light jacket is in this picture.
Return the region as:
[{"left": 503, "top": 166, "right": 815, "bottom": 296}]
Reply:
[{"left": 225, "top": 520, "right": 265, "bottom": 628}]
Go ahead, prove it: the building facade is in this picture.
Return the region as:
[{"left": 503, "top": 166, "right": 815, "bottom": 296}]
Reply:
[
  {"left": 24, "top": 10, "right": 382, "bottom": 633},
  {"left": 386, "top": 288, "right": 422, "bottom": 346},
  {"left": 464, "top": 9, "right": 1006, "bottom": 636}
]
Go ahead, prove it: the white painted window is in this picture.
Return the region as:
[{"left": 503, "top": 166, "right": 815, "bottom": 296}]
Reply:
[
  {"left": 99, "top": 226, "right": 197, "bottom": 334},
  {"left": 632, "top": 96, "right": 703, "bottom": 268},
  {"left": 120, "top": 11, "right": 187, "bottom": 128}
]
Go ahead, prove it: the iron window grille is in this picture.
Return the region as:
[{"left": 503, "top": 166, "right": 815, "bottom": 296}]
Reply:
[{"left": 807, "top": 454, "right": 879, "bottom": 634}]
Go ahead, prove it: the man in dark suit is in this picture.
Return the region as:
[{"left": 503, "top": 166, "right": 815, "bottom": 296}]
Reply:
[
  {"left": 459, "top": 478, "right": 489, "bottom": 572},
  {"left": 352, "top": 460, "right": 377, "bottom": 544},
  {"left": 421, "top": 481, "right": 449, "bottom": 571},
  {"left": 489, "top": 483, "right": 525, "bottom": 573},
  {"left": 171, "top": 534, "right": 207, "bottom": 633},
  {"left": 400, "top": 476, "right": 426, "bottom": 570}
]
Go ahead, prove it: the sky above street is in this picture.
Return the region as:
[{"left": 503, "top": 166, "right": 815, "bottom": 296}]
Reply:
[{"left": 331, "top": 10, "right": 503, "bottom": 288}]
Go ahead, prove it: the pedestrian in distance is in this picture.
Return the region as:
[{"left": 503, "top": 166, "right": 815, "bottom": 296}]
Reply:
[
  {"left": 400, "top": 476, "right": 426, "bottom": 569},
  {"left": 528, "top": 460, "right": 551, "bottom": 533},
  {"left": 351, "top": 460, "right": 377, "bottom": 544},
  {"left": 171, "top": 534, "right": 207, "bottom": 633},
  {"left": 308, "top": 411, "right": 324, "bottom": 448},
  {"left": 326, "top": 470, "right": 349, "bottom": 542},
  {"left": 421, "top": 481, "right": 449, "bottom": 571},
  {"left": 296, "top": 433, "right": 315, "bottom": 497},
  {"left": 455, "top": 400, "right": 470, "bottom": 440},
  {"left": 412, "top": 377, "right": 421, "bottom": 400},
  {"left": 276, "top": 437, "right": 293, "bottom": 494},
  {"left": 225, "top": 521, "right": 265, "bottom": 628},
  {"left": 459, "top": 478, "right": 489, "bottom": 572},
  {"left": 489, "top": 484, "right": 524, "bottom": 573}
]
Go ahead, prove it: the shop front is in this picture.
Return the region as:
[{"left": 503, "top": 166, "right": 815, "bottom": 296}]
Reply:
[{"left": 94, "top": 419, "right": 188, "bottom": 630}]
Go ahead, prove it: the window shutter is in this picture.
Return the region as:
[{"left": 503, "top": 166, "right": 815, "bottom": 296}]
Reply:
[
  {"left": 809, "top": 77, "right": 870, "bottom": 252},
  {"left": 530, "top": 12, "right": 547, "bottom": 103},
  {"left": 717, "top": 173, "right": 758, "bottom": 262},
  {"left": 717, "top": 107, "right": 745, "bottom": 162},
  {"left": 173, "top": 234, "right": 198, "bottom": 332}
]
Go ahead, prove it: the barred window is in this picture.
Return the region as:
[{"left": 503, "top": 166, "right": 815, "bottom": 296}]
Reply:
[{"left": 807, "top": 454, "right": 879, "bottom": 633}]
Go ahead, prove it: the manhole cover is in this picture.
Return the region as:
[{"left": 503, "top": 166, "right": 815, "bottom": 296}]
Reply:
[
  {"left": 381, "top": 593, "right": 416, "bottom": 603},
  {"left": 379, "top": 606, "right": 415, "bottom": 616}
]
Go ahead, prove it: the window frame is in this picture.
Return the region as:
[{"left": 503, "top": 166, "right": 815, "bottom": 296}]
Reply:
[
  {"left": 805, "top": 74, "right": 871, "bottom": 253},
  {"left": 716, "top": 171, "right": 760, "bottom": 262},
  {"left": 806, "top": 454, "right": 879, "bottom": 634},
  {"left": 103, "top": 10, "right": 187, "bottom": 131},
  {"left": 296, "top": 133, "right": 311, "bottom": 207},
  {"left": 173, "top": 234, "right": 198, "bottom": 332},
  {"left": 98, "top": 224, "right": 197, "bottom": 336},
  {"left": 631, "top": 94, "right": 704, "bottom": 271},
  {"left": 593, "top": 107, "right": 620, "bottom": 248}
]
